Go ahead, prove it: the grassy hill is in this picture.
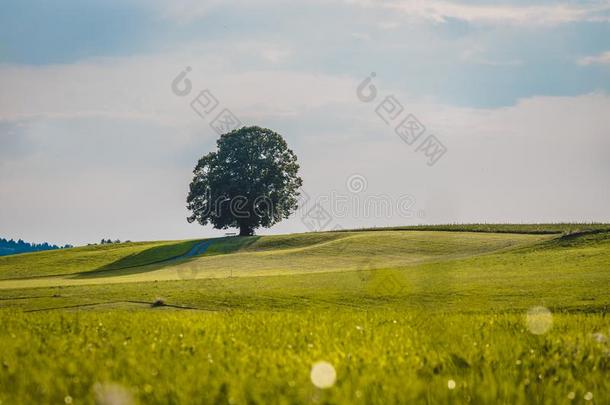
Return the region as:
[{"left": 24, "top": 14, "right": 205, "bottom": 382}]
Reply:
[
  {"left": 0, "top": 230, "right": 551, "bottom": 289},
  {"left": 357, "top": 222, "right": 610, "bottom": 234},
  {"left": 0, "top": 239, "right": 200, "bottom": 280},
  {"left": 0, "top": 225, "right": 608, "bottom": 404}
]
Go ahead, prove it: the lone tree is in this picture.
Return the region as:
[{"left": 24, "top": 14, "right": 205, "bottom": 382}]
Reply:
[{"left": 187, "top": 126, "right": 303, "bottom": 236}]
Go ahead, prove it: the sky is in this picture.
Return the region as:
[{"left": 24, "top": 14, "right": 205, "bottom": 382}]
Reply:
[{"left": 1, "top": 0, "right": 609, "bottom": 245}]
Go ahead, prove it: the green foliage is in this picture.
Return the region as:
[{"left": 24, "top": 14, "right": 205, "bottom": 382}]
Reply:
[{"left": 186, "top": 126, "right": 303, "bottom": 236}]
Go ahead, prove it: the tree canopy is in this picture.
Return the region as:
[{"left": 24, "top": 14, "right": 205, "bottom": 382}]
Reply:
[{"left": 187, "top": 126, "right": 303, "bottom": 236}]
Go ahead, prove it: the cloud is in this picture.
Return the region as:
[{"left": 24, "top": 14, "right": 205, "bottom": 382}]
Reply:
[
  {"left": 260, "top": 46, "right": 293, "bottom": 64},
  {"left": 149, "top": 0, "right": 308, "bottom": 23},
  {"left": 351, "top": 32, "right": 371, "bottom": 41},
  {"left": 147, "top": 0, "right": 610, "bottom": 26},
  {"left": 1, "top": 46, "right": 609, "bottom": 244},
  {"left": 345, "top": 0, "right": 610, "bottom": 25},
  {"left": 148, "top": 0, "right": 227, "bottom": 23},
  {"left": 0, "top": 44, "right": 354, "bottom": 126},
  {"left": 460, "top": 47, "right": 523, "bottom": 67},
  {"left": 578, "top": 51, "right": 610, "bottom": 65}
]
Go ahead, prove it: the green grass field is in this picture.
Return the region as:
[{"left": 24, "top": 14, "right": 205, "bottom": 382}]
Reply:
[{"left": 0, "top": 225, "right": 608, "bottom": 404}]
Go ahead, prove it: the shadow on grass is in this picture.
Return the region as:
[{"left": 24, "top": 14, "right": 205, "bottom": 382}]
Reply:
[
  {"left": 204, "top": 236, "right": 260, "bottom": 255},
  {"left": 516, "top": 229, "right": 610, "bottom": 253},
  {"left": 70, "top": 236, "right": 261, "bottom": 279},
  {"left": 71, "top": 240, "right": 202, "bottom": 279}
]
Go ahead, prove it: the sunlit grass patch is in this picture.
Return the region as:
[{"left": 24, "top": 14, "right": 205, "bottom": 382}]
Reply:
[{"left": 0, "top": 310, "right": 607, "bottom": 404}]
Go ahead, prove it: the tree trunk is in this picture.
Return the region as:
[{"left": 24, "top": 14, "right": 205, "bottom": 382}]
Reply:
[{"left": 239, "top": 223, "right": 253, "bottom": 236}]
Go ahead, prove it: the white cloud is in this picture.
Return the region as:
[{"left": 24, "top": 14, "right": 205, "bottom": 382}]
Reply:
[
  {"left": 148, "top": 0, "right": 228, "bottom": 23},
  {"left": 345, "top": 0, "right": 610, "bottom": 25},
  {"left": 146, "top": 0, "right": 610, "bottom": 26},
  {"left": 578, "top": 51, "right": 610, "bottom": 65},
  {"left": 377, "top": 21, "right": 401, "bottom": 30},
  {"left": 460, "top": 47, "right": 523, "bottom": 66},
  {"left": 0, "top": 44, "right": 353, "bottom": 125},
  {"left": 351, "top": 32, "right": 371, "bottom": 41},
  {"left": 149, "top": 0, "right": 316, "bottom": 23},
  {"left": 260, "top": 47, "right": 293, "bottom": 64}
]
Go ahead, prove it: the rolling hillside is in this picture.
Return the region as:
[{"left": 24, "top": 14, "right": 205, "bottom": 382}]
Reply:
[
  {"left": 0, "top": 230, "right": 552, "bottom": 289},
  {"left": 0, "top": 226, "right": 608, "bottom": 313},
  {"left": 0, "top": 225, "right": 609, "bottom": 404}
]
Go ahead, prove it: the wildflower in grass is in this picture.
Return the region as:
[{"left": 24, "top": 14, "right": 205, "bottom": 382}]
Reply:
[
  {"left": 447, "top": 379, "right": 456, "bottom": 390},
  {"left": 584, "top": 392, "right": 593, "bottom": 401},
  {"left": 567, "top": 392, "right": 576, "bottom": 400},
  {"left": 94, "top": 383, "right": 133, "bottom": 405},
  {"left": 310, "top": 361, "right": 336, "bottom": 389},
  {"left": 525, "top": 307, "right": 553, "bottom": 335},
  {"left": 64, "top": 395, "right": 72, "bottom": 404},
  {"left": 591, "top": 332, "right": 606, "bottom": 343}
]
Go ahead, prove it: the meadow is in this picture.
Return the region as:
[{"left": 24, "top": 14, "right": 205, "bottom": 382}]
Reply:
[{"left": 0, "top": 225, "right": 608, "bottom": 404}]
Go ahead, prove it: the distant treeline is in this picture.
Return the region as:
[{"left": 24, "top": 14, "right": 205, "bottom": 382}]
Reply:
[
  {"left": 0, "top": 238, "right": 73, "bottom": 257},
  {"left": 98, "top": 239, "right": 126, "bottom": 244}
]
